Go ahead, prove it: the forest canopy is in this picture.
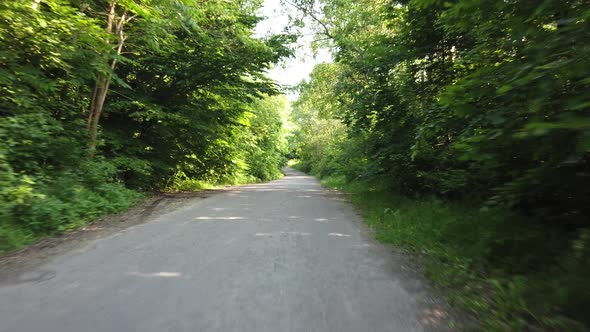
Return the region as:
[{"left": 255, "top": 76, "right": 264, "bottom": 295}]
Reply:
[
  {"left": 1, "top": 0, "right": 589, "bottom": 329},
  {"left": 288, "top": 0, "right": 590, "bottom": 330},
  {"left": 291, "top": 0, "right": 589, "bottom": 223},
  {"left": 0, "top": 0, "right": 292, "bottom": 250}
]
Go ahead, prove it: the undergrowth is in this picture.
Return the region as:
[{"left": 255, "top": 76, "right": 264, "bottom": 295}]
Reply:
[
  {"left": 165, "top": 169, "right": 283, "bottom": 192},
  {"left": 0, "top": 181, "right": 143, "bottom": 254},
  {"left": 1, "top": 166, "right": 284, "bottom": 254},
  {"left": 319, "top": 174, "right": 590, "bottom": 331}
]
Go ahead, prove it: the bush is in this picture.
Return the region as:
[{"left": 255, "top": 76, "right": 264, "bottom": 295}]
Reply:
[
  {"left": 319, "top": 175, "right": 590, "bottom": 330},
  {"left": 0, "top": 159, "right": 142, "bottom": 253}
]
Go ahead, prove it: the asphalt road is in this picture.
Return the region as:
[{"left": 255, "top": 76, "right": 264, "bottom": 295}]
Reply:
[{"left": 0, "top": 168, "right": 450, "bottom": 332}]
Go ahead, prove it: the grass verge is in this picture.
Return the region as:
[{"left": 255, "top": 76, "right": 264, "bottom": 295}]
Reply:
[
  {"left": 0, "top": 183, "right": 144, "bottom": 254},
  {"left": 320, "top": 174, "right": 589, "bottom": 331},
  {"left": 1, "top": 170, "right": 285, "bottom": 254}
]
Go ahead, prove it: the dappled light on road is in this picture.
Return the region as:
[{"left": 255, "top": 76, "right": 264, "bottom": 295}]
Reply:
[
  {"left": 128, "top": 272, "right": 182, "bottom": 278},
  {"left": 328, "top": 233, "right": 352, "bottom": 237},
  {"left": 0, "top": 168, "right": 454, "bottom": 332},
  {"left": 419, "top": 307, "right": 449, "bottom": 329},
  {"left": 254, "top": 232, "right": 312, "bottom": 237},
  {"left": 194, "top": 216, "right": 245, "bottom": 221}
]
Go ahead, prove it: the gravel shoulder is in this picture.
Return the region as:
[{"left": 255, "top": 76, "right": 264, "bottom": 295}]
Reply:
[{"left": 0, "top": 191, "right": 220, "bottom": 284}]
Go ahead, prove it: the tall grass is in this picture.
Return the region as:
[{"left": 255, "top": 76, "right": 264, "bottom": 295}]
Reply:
[{"left": 320, "top": 174, "right": 589, "bottom": 331}]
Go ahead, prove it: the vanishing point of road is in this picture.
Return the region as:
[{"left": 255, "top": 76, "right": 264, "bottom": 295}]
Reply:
[{"left": 0, "top": 169, "right": 451, "bottom": 332}]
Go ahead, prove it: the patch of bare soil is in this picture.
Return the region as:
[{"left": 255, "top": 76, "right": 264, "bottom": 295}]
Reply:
[{"left": 0, "top": 190, "right": 219, "bottom": 281}]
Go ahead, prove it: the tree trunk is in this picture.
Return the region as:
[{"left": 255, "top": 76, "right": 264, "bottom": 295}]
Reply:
[{"left": 87, "top": 0, "right": 127, "bottom": 157}]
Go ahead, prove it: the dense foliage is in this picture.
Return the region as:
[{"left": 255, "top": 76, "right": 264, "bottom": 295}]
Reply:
[
  {"left": 289, "top": 0, "right": 589, "bottom": 329},
  {"left": 0, "top": 0, "right": 291, "bottom": 251}
]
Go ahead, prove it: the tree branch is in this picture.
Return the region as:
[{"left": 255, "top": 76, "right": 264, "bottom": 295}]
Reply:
[{"left": 283, "top": 0, "right": 333, "bottom": 40}]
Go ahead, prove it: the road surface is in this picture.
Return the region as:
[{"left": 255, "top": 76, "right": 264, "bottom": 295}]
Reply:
[{"left": 0, "top": 169, "right": 450, "bottom": 332}]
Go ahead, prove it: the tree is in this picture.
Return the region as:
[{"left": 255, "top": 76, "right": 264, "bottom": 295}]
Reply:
[{"left": 0, "top": 0, "right": 292, "bottom": 249}]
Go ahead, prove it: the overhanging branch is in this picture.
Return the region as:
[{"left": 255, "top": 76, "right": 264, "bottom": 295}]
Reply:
[{"left": 283, "top": 0, "right": 334, "bottom": 40}]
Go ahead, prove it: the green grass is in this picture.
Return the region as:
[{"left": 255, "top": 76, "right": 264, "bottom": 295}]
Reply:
[
  {"left": 1, "top": 167, "right": 286, "bottom": 254},
  {"left": 0, "top": 183, "right": 144, "bottom": 254},
  {"left": 165, "top": 168, "right": 284, "bottom": 192},
  {"left": 320, "top": 174, "right": 590, "bottom": 331}
]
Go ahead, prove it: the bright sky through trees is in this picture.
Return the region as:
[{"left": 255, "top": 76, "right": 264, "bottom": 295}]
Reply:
[
  {"left": 288, "top": 0, "right": 590, "bottom": 329},
  {"left": 0, "top": 0, "right": 291, "bottom": 251},
  {"left": 2, "top": 0, "right": 588, "bottom": 330},
  {"left": 255, "top": 0, "right": 331, "bottom": 98}
]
